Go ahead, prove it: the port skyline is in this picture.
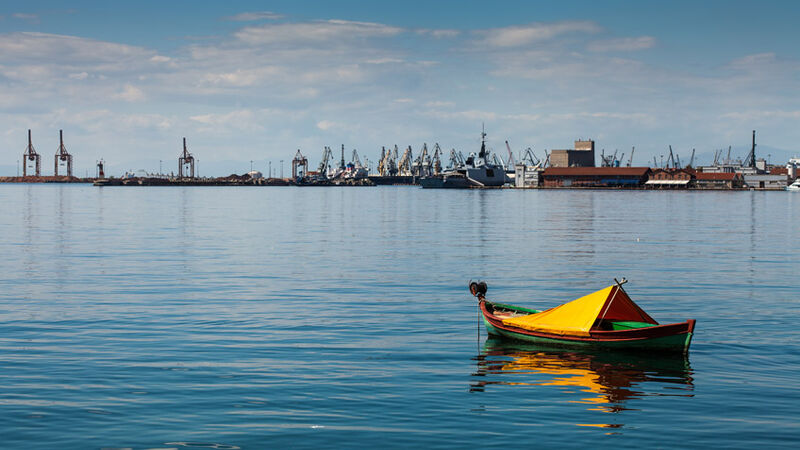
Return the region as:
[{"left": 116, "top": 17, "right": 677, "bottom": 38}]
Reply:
[{"left": 2, "top": 1, "right": 800, "bottom": 176}]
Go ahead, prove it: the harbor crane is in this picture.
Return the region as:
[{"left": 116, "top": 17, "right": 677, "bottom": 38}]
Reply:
[
  {"left": 688, "top": 148, "right": 695, "bottom": 168},
  {"left": 291, "top": 149, "right": 308, "bottom": 179},
  {"left": 397, "top": 146, "right": 413, "bottom": 176},
  {"left": 317, "top": 146, "right": 334, "bottom": 178},
  {"left": 448, "top": 148, "right": 465, "bottom": 169},
  {"left": 423, "top": 144, "right": 432, "bottom": 175},
  {"left": 627, "top": 147, "right": 634, "bottom": 167},
  {"left": 521, "top": 148, "right": 539, "bottom": 166},
  {"left": 54, "top": 130, "right": 73, "bottom": 177},
  {"left": 743, "top": 130, "right": 757, "bottom": 168},
  {"left": 351, "top": 149, "right": 364, "bottom": 168},
  {"left": 600, "top": 149, "right": 619, "bottom": 167},
  {"left": 667, "top": 145, "right": 676, "bottom": 169},
  {"left": 431, "top": 143, "right": 442, "bottom": 175},
  {"left": 377, "top": 145, "right": 400, "bottom": 176},
  {"left": 387, "top": 146, "right": 398, "bottom": 175},
  {"left": 378, "top": 147, "right": 387, "bottom": 175},
  {"left": 411, "top": 143, "right": 431, "bottom": 177},
  {"left": 178, "top": 137, "right": 195, "bottom": 178},
  {"left": 492, "top": 153, "right": 506, "bottom": 170},
  {"left": 504, "top": 140, "right": 516, "bottom": 167},
  {"left": 23, "top": 129, "right": 41, "bottom": 177}
]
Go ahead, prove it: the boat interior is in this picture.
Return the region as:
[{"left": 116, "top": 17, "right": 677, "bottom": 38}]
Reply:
[{"left": 487, "top": 301, "right": 656, "bottom": 331}]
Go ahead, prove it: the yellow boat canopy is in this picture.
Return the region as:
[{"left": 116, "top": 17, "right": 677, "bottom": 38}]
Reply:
[{"left": 502, "top": 285, "right": 658, "bottom": 337}]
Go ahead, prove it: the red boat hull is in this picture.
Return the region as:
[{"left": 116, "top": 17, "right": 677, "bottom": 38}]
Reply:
[{"left": 480, "top": 300, "right": 695, "bottom": 352}]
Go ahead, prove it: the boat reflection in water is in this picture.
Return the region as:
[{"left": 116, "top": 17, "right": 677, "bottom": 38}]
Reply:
[{"left": 471, "top": 338, "right": 694, "bottom": 428}]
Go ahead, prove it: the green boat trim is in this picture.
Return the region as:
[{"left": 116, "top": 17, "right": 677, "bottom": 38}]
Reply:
[
  {"left": 483, "top": 317, "right": 694, "bottom": 351},
  {"left": 480, "top": 299, "right": 695, "bottom": 353}
]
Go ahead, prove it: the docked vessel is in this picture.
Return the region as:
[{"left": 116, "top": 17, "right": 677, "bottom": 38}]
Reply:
[
  {"left": 786, "top": 179, "right": 800, "bottom": 191},
  {"left": 469, "top": 279, "right": 695, "bottom": 353},
  {"left": 420, "top": 128, "right": 509, "bottom": 188},
  {"left": 418, "top": 171, "right": 474, "bottom": 188},
  {"left": 342, "top": 161, "right": 368, "bottom": 180}
]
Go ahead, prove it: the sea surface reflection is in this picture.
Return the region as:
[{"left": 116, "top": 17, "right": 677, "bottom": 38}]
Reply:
[
  {"left": 472, "top": 338, "right": 693, "bottom": 428},
  {"left": 2, "top": 185, "right": 798, "bottom": 448}
]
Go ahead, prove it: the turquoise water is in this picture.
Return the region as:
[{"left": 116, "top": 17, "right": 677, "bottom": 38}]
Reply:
[{"left": 1, "top": 184, "right": 799, "bottom": 448}]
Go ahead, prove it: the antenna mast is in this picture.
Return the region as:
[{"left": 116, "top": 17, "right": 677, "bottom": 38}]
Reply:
[{"left": 479, "top": 123, "right": 487, "bottom": 159}]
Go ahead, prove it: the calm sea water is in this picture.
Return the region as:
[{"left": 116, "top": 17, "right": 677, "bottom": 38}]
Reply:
[{"left": 1, "top": 184, "right": 799, "bottom": 449}]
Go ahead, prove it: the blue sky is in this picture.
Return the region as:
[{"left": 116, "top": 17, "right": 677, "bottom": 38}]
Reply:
[{"left": 2, "top": 0, "right": 799, "bottom": 176}]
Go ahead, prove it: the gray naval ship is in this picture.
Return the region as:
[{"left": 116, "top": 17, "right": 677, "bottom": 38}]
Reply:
[{"left": 420, "top": 128, "right": 510, "bottom": 188}]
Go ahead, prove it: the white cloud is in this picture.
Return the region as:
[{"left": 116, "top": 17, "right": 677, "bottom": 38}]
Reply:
[
  {"left": 417, "top": 29, "right": 460, "bottom": 38},
  {"left": 0, "top": 64, "right": 55, "bottom": 82},
  {"left": 487, "top": 48, "right": 589, "bottom": 79},
  {"left": 423, "top": 109, "right": 656, "bottom": 129},
  {"left": 201, "top": 66, "right": 284, "bottom": 87},
  {"left": 425, "top": 101, "right": 455, "bottom": 108},
  {"left": 189, "top": 109, "right": 267, "bottom": 131},
  {"left": 728, "top": 52, "right": 778, "bottom": 68},
  {"left": 224, "top": 11, "right": 283, "bottom": 22},
  {"left": 0, "top": 32, "right": 158, "bottom": 72},
  {"left": 119, "top": 113, "right": 172, "bottom": 130},
  {"left": 296, "top": 87, "right": 319, "bottom": 98},
  {"left": 365, "top": 57, "right": 404, "bottom": 64},
  {"left": 3, "top": 15, "right": 800, "bottom": 173},
  {"left": 477, "top": 21, "right": 601, "bottom": 48},
  {"left": 113, "top": 84, "right": 145, "bottom": 102},
  {"left": 316, "top": 120, "right": 336, "bottom": 130},
  {"left": 723, "top": 52, "right": 800, "bottom": 76},
  {"left": 721, "top": 110, "right": 800, "bottom": 120},
  {"left": 234, "top": 20, "right": 403, "bottom": 45},
  {"left": 12, "top": 13, "right": 39, "bottom": 23},
  {"left": 588, "top": 36, "right": 655, "bottom": 52},
  {"left": 425, "top": 109, "right": 499, "bottom": 121}
]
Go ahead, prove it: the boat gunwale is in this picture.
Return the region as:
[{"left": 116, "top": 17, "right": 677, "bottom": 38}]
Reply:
[{"left": 480, "top": 299, "right": 695, "bottom": 343}]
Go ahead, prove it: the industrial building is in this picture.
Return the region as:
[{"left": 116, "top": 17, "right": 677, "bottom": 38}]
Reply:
[
  {"left": 541, "top": 167, "right": 650, "bottom": 188},
  {"left": 513, "top": 164, "right": 543, "bottom": 187},
  {"left": 694, "top": 172, "right": 744, "bottom": 189},
  {"left": 645, "top": 169, "right": 694, "bottom": 188},
  {"left": 549, "top": 140, "right": 596, "bottom": 168},
  {"left": 743, "top": 174, "right": 788, "bottom": 190}
]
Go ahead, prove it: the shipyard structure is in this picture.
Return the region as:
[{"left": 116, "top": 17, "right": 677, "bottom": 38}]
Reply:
[
  {"left": 513, "top": 132, "right": 797, "bottom": 190},
  {"left": 4, "top": 128, "right": 798, "bottom": 190},
  {"left": 2, "top": 129, "right": 84, "bottom": 183}
]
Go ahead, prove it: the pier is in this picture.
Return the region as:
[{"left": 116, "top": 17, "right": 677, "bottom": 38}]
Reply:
[{"left": 4, "top": 129, "right": 798, "bottom": 190}]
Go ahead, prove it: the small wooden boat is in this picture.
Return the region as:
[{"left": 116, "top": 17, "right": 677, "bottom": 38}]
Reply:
[{"left": 469, "top": 279, "right": 695, "bottom": 353}]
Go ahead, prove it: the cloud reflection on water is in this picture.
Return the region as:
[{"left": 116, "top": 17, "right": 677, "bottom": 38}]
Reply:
[{"left": 471, "top": 338, "right": 694, "bottom": 428}]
